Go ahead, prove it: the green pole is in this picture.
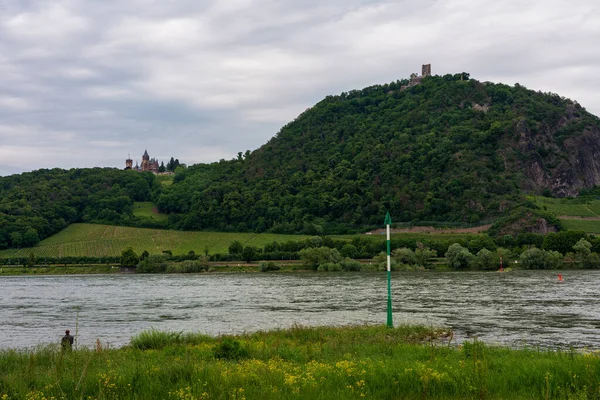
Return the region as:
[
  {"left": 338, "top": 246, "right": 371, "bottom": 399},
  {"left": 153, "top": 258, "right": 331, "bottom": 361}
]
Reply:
[{"left": 385, "top": 212, "right": 393, "bottom": 328}]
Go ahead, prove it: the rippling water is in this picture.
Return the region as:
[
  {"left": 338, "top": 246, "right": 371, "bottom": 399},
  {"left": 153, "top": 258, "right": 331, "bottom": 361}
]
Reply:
[{"left": 1, "top": 270, "right": 599, "bottom": 350}]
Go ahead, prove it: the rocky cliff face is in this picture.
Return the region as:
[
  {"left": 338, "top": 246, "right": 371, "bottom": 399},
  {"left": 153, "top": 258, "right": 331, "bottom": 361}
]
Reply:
[{"left": 511, "top": 103, "right": 600, "bottom": 197}]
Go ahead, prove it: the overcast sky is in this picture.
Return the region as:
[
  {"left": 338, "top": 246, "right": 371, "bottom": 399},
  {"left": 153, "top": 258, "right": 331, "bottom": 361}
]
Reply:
[{"left": 1, "top": 0, "right": 598, "bottom": 176}]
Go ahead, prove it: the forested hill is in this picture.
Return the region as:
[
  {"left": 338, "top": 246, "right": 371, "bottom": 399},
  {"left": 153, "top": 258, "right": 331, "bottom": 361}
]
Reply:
[
  {"left": 158, "top": 73, "right": 600, "bottom": 234},
  {"left": 0, "top": 168, "right": 157, "bottom": 249}
]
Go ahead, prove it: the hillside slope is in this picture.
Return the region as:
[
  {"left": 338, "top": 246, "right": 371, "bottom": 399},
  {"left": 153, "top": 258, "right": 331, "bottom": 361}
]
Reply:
[{"left": 157, "top": 73, "right": 600, "bottom": 233}]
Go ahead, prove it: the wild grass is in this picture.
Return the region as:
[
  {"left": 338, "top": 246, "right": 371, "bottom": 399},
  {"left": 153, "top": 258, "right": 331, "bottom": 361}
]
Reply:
[
  {"left": 1, "top": 325, "right": 598, "bottom": 400},
  {"left": 132, "top": 202, "right": 169, "bottom": 222}
]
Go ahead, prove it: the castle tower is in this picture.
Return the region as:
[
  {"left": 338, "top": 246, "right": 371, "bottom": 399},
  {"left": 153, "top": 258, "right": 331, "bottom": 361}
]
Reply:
[
  {"left": 422, "top": 64, "right": 431, "bottom": 78},
  {"left": 125, "top": 153, "right": 133, "bottom": 169},
  {"left": 141, "top": 150, "right": 150, "bottom": 171}
]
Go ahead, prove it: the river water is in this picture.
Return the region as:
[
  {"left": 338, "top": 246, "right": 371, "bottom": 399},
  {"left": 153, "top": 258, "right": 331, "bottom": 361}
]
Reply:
[{"left": 1, "top": 270, "right": 599, "bottom": 350}]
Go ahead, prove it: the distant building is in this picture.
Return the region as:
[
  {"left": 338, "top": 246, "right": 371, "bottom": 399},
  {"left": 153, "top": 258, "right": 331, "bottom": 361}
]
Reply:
[
  {"left": 422, "top": 64, "right": 431, "bottom": 78},
  {"left": 126, "top": 150, "right": 160, "bottom": 173},
  {"left": 400, "top": 63, "right": 432, "bottom": 91}
]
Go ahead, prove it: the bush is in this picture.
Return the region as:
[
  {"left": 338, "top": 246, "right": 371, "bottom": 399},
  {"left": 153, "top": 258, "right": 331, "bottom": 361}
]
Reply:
[
  {"left": 121, "top": 247, "right": 139, "bottom": 267},
  {"left": 299, "top": 246, "right": 342, "bottom": 270},
  {"left": 339, "top": 257, "right": 362, "bottom": 271},
  {"left": 445, "top": 243, "right": 473, "bottom": 270},
  {"left": 136, "top": 254, "right": 169, "bottom": 273},
  {"left": 213, "top": 338, "right": 248, "bottom": 360},
  {"left": 519, "top": 248, "right": 562, "bottom": 269},
  {"left": 259, "top": 261, "right": 281, "bottom": 272},
  {"left": 166, "top": 260, "right": 209, "bottom": 273}
]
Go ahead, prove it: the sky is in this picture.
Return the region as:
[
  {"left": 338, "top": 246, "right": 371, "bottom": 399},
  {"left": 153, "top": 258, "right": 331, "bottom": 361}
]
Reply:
[{"left": 1, "top": 0, "right": 599, "bottom": 176}]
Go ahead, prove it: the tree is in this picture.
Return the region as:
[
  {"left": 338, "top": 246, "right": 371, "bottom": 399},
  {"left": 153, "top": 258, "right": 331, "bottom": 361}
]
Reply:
[
  {"left": 159, "top": 161, "right": 166, "bottom": 173},
  {"left": 472, "top": 248, "right": 494, "bottom": 270},
  {"left": 445, "top": 243, "right": 473, "bottom": 270},
  {"left": 341, "top": 244, "right": 358, "bottom": 258},
  {"left": 228, "top": 240, "right": 244, "bottom": 255},
  {"left": 392, "top": 248, "right": 416, "bottom": 266},
  {"left": 121, "top": 247, "right": 140, "bottom": 267},
  {"left": 27, "top": 252, "right": 36, "bottom": 268},
  {"left": 414, "top": 242, "right": 437, "bottom": 268},
  {"left": 10, "top": 232, "right": 22, "bottom": 248},
  {"left": 542, "top": 231, "right": 587, "bottom": 255},
  {"left": 572, "top": 238, "right": 600, "bottom": 269},
  {"left": 242, "top": 246, "right": 258, "bottom": 263},
  {"left": 519, "top": 248, "right": 562, "bottom": 269},
  {"left": 22, "top": 228, "right": 40, "bottom": 247},
  {"left": 299, "top": 246, "right": 341, "bottom": 270}
]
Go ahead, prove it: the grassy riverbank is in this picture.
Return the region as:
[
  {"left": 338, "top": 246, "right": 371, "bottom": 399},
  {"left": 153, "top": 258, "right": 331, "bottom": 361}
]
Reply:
[{"left": 1, "top": 325, "right": 599, "bottom": 400}]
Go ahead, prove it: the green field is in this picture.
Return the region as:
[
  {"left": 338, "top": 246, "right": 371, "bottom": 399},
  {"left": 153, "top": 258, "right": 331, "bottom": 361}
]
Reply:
[
  {"left": 133, "top": 201, "right": 168, "bottom": 222},
  {"left": 528, "top": 196, "right": 600, "bottom": 233},
  {"left": 0, "top": 224, "right": 310, "bottom": 258},
  {"left": 530, "top": 196, "right": 600, "bottom": 217},
  {"left": 560, "top": 219, "right": 600, "bottom": 233}
]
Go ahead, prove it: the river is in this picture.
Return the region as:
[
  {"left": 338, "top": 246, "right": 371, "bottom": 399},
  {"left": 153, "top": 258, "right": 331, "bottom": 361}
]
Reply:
[{"left": 1, "top": 270, "right": 598, "bottom": 350}]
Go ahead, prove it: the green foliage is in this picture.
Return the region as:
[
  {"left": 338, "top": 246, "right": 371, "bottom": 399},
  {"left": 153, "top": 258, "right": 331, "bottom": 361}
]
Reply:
[
  {"left": 259, "top": 261, "right": 281, "bottom": 272},
  {"left": 241, "top": 245, "right": 258, "bottom": 262},
  {"left": 445, "top": 243, "right": 473, "bottom": 269},
  {"left": 213, "top": 337, "right": 249, "bottom": 360},
  {"left": 152, "top": 75, "right": 600, "bottom": 234},
  {"left": 488, "top": 207, "right": 564, "bottom": 237},
  {"left": 228, "top": 240, "right": 244, "bottom": 255},
  {"left": 0, "top": 167, "right": 157, "bottom": 249},
  {"left": 392, "top": 247, "right": 416, "bottom": 266},
  {"left": 165, "top": 259, "right": 209, "bottom": 273},
  {"left": 519, "top": 248, "right": 563, "bottom": 269},
  {"left": 27, "top": 252, "right": 35, "bottom": 268},
  {"left": 571, "top": 238, "right": 600, "bottom": 269},
  {"left": 136, "top": 254, "right": 169, "bottom": 273},
  {"left": 471, "top": 248, "right": 497, "bottom": 270},
  {"left": 120, "top": 247, "right": 139, "bottom": 267},
  {"left": 541, "top": 231, "right": 587, "bottom": 255},
  {"left": 298, "top": 246, "right": 342, "bottom": 270}
]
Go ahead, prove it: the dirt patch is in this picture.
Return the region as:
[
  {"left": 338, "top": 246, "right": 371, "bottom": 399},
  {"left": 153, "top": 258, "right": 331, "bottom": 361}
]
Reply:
[{"left": 366, "top": 224, "right": 492, "bottom": 235}]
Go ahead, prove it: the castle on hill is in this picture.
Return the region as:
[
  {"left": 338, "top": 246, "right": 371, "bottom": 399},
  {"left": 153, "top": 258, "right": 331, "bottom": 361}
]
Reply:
[{"left": 125, "top": 150, "right": 159, "bottom": 173}]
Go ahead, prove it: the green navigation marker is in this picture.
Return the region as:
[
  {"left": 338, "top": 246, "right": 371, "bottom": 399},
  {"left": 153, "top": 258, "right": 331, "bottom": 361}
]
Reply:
[{"left": 385, "top": 211, "right": 393, "bottom": 328}]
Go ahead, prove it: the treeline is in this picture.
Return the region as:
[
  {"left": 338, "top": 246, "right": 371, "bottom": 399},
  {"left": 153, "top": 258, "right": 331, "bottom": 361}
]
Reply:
[
  {"left": 153, "top": 73, "right": 600, "bottom": 234},
  {"left": 0, "top": 168, "right": 159, "bottom": 249},
  {"left": 108, "top": 230, "right": 599, "bottom": 273}
]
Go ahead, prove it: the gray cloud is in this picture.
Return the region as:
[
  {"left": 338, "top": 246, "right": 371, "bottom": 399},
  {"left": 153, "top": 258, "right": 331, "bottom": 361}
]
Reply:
[{"left": 0, "top": 0, "right": 599, "bottom": 175}]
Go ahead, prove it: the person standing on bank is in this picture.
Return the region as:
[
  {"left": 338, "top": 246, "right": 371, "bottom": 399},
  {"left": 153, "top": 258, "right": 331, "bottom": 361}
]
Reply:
[{"left": 61, "top": 329, "right": 74, "bottom": 351}]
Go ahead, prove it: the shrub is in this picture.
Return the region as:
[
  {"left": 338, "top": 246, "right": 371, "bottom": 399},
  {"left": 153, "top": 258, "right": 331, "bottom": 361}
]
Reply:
[
  {"left": 259, "top": 261, "right": 281, "bottom": 272},
  {"left": 121, "top": 247, "right": 139, "bottom": 267},
  {"left": 445, "top": 243, "right": 473, "bottom": 269},
  {"left": 519, "top": 248, "right": 562, "bottom": 269},
  {"left": 213, "top": 338, "right": 248, "bottom": 360},
  {"left": 136, "top": 254, "right": 169, "bottom": 273},
  {"left": 299, "top": 246, "right": 341, "bottom": 270},
  {"left": 339, "top": 257, "right": 362, "bottom": 271}
]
